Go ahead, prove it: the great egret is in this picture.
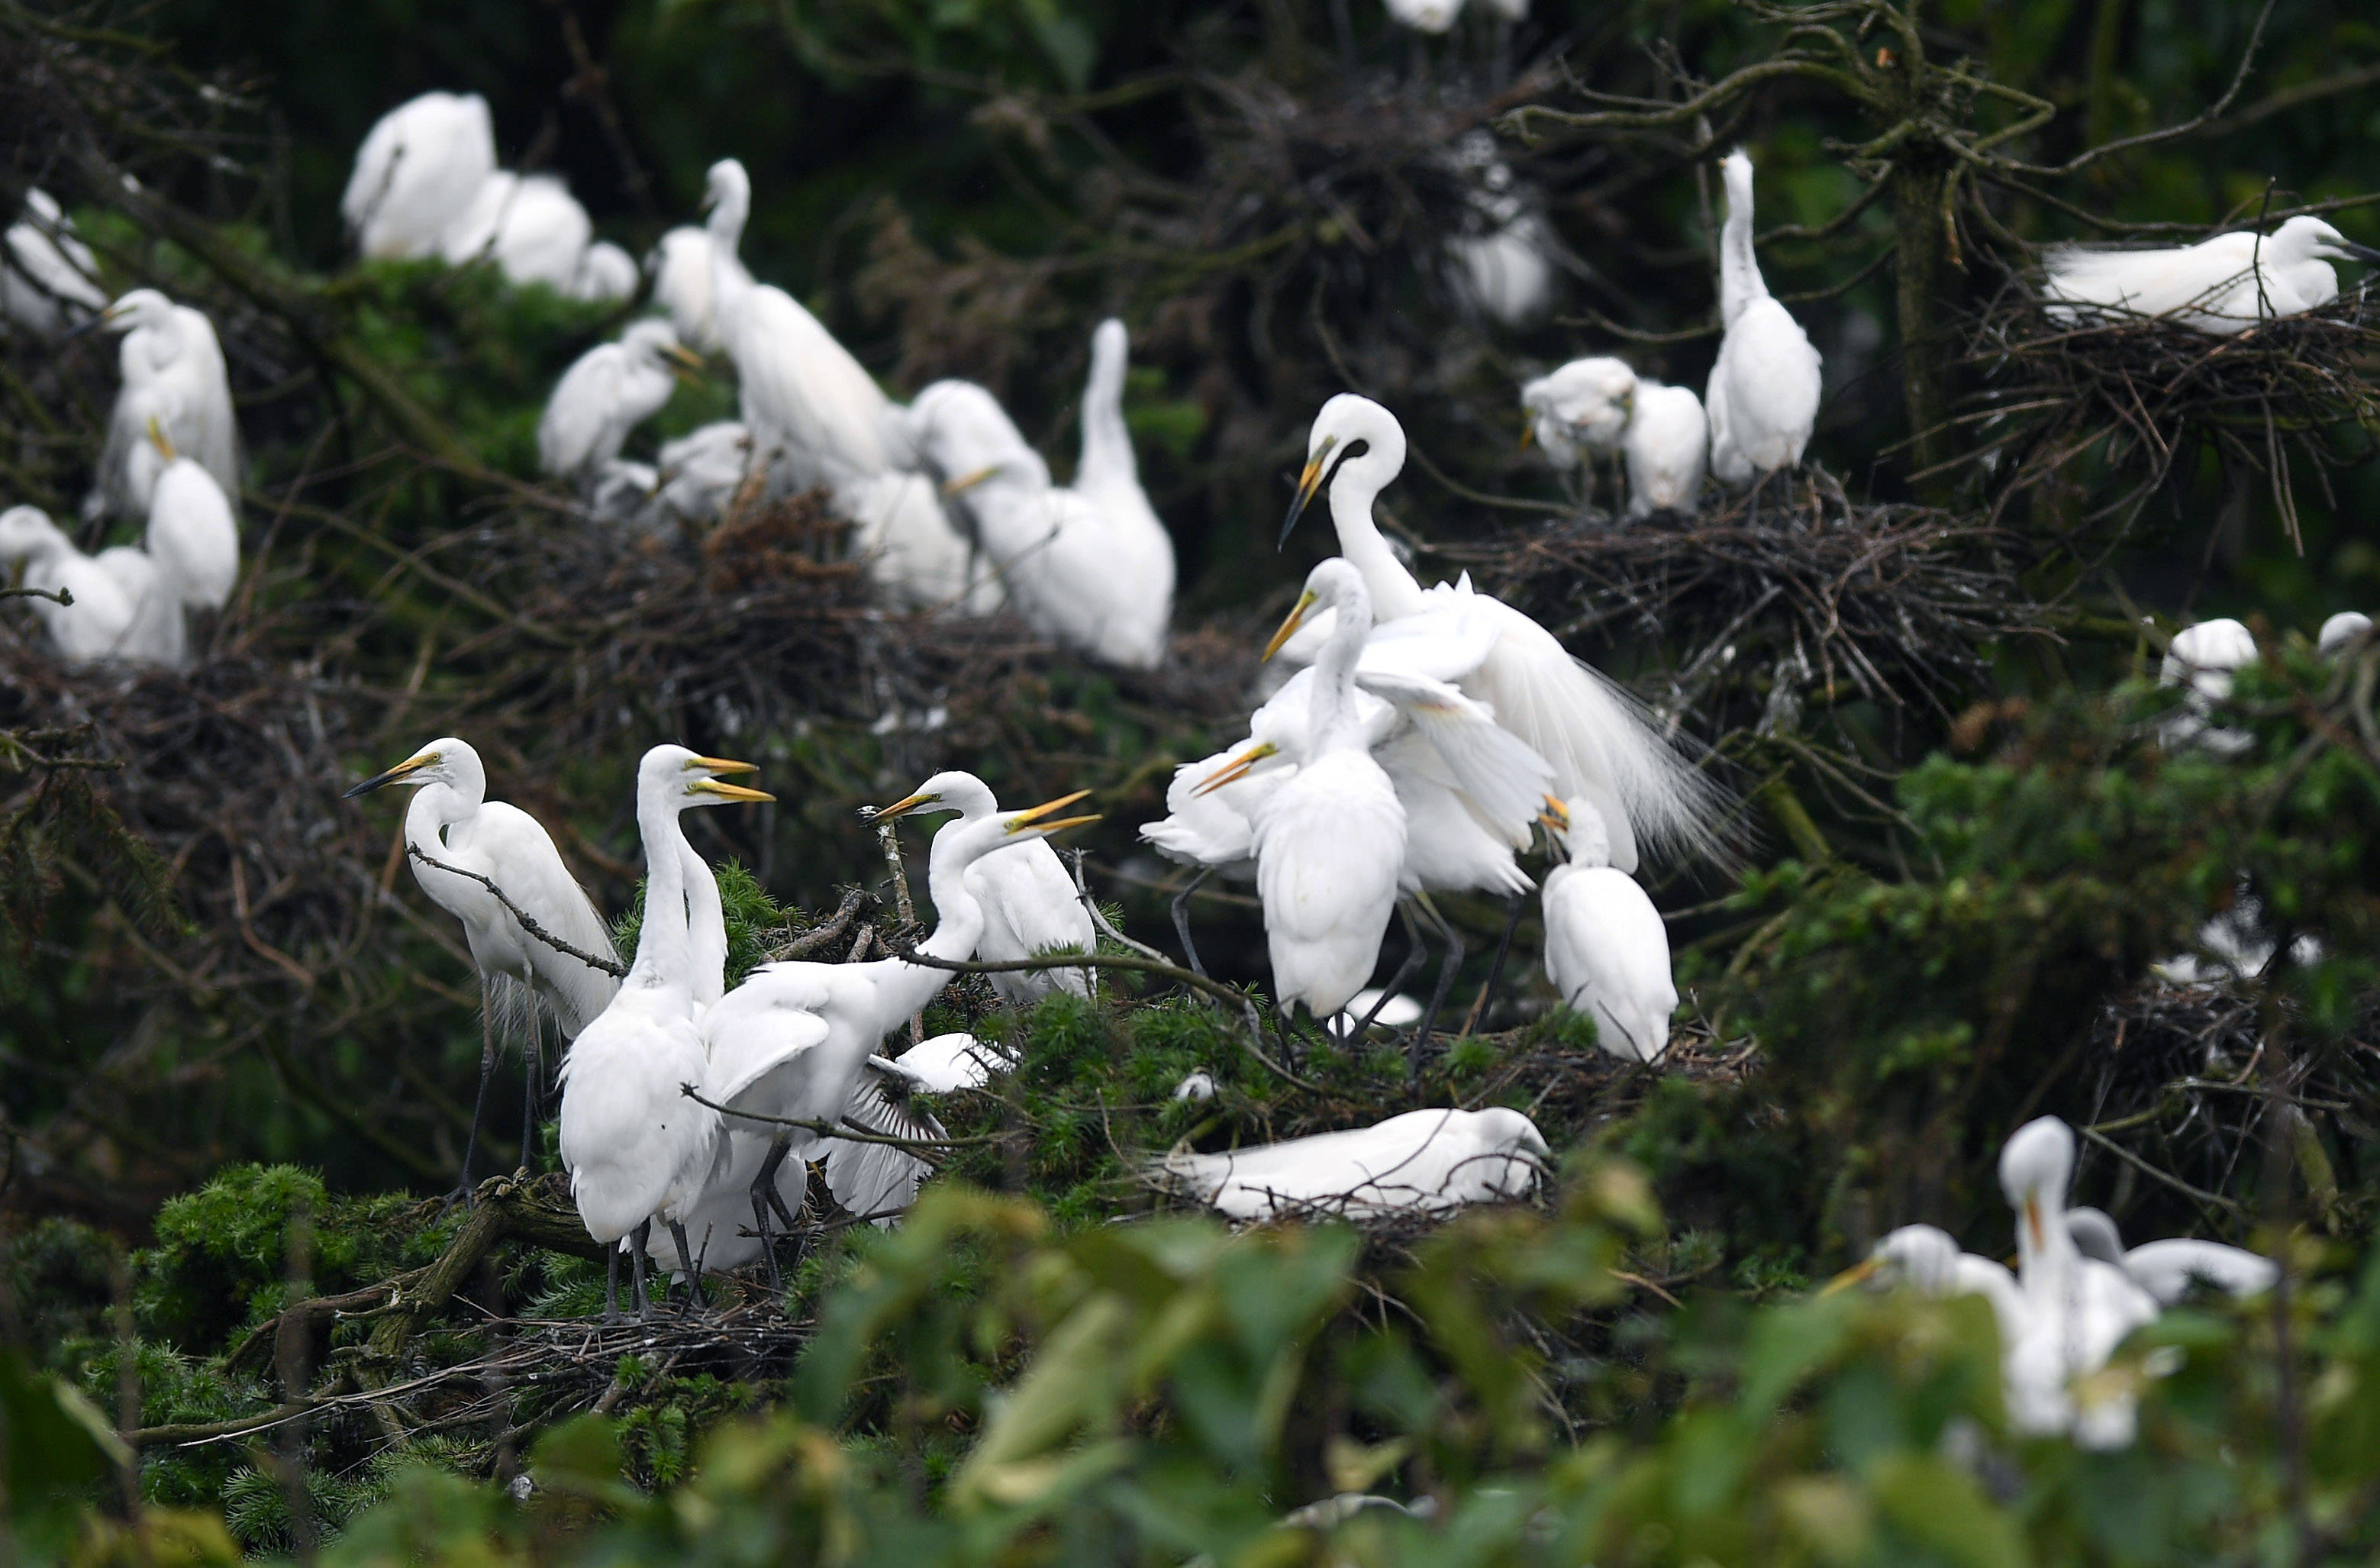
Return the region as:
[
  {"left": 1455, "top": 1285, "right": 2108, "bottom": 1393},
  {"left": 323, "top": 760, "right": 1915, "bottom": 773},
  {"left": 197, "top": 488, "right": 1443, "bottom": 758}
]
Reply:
[
  {"left": 1829, "top": 1223, "right": 2030, "bottom": 1338},
  {"left": 439, "top": 172, "right": 594, "bottom": 293},
  {"left": 1158, "top": 1106, "right": 1546, "bottom": 1221},
  {"left": 872, "top": 772, "right": 1095, "bottom": 1004},
  {"left": 342, "top": 92, "right": 497, "bottom": 260},
  {"left": 2063, "top": 1207, "right": 2277, "bottom": 1305},
  {"left": 537, "top": 321, "right": 704, "bottom": 486},
  {"left": 343, "top": 737, "right": 623, "bottom": 1196},
  {"left": 2158, "top": 618, "right": 2258, "bottom": 754},
  {"left": 837, "top": 469, "right": 1005, "bottom": 615},
  {"left": 95, "top": 543, "right": 186, "bottom": 669},
  {"left": 1070, "top": 319, "right": 1169, "bottom": 563},
  {"left": 556, "top": 745, "right": 769, "bottom": 1316},
  {"left": 2045, "top": 216, "right": 2380, "bottom": 335},
  {"left": 3, "top": 188, "right": 106, "bottom": 335},
  {"left": 909, "top": 371, "right": 1173, "bottom": 664},
  {"left": 0, "top": 505, "right": 141, "bottom": 662},
  {"left": 1623, "top": 381, "right": 1708, "bottom": 517},
  {"left": 569, "top": 241, "right": 639, "bottom": 305},
  {"left": 1540, "top": 796, "right": 1675, "bottom": 1062},
  {"left": 1282, "top": 392, "right": 1733, "bottom": 873},
  {"left": 1521, "top": 357, "right": 1636, "bottom": 473},
  {"left": 137, "top": 420, "right": 239, "bottom": 611},
  {"left": 700, "top": 787, "right": 1098, "bottom": 1276},
  {"left": 651, "top": 420, "right": 754, "bottom": 528},
  {"left": 93, "top": 290, "right": 240, "bottom": 523},
  {"left": 647, "top": 224, "right": 750, "bottom": 354},
  {"left": 895, "top": 1031, "right": 1016, "bottom": 1092},
  {"left": 1704, "top": 150, "right": 1822, "bottom": 487},
  {"left": 2319, "top": 611, "right": 2371, "bottom": 658},
  {"left": 1999, "top": 1116, "right": 2161, "bottom": 1447}
]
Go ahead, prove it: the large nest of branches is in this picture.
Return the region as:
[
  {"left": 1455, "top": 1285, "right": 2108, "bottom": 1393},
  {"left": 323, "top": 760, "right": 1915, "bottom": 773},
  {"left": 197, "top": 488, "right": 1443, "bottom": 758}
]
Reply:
[{"left": 1953, "top": 287, "right": 2380, "bottom": 551}]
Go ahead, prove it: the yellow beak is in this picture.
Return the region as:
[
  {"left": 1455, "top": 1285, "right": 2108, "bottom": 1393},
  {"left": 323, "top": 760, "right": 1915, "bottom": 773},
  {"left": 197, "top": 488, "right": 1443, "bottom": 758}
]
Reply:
[
  {"left": 1518, "top": 422, "right": 1534, "bottom": 452},
  {"left": 690, "top": 778, "right": 775, "bottom": 802},
  {"left": 1277, "top": 435, "right": 1337, "bottom": 549},
  {"left": 1004, "top": 788, "right": 1095, "bottom": 833},
  {"left": 665, "top": 342, "right": 705, "bottom": 370},
  {"left": 1190, "top": 741, "right": 1279, "bottom": 798},
  {"left": 2024, "top": 1196, "right": 2045, "bottom": 1251},
  {"left": 343, "top": 750, "right": 437, "bottom": 798},
  {"left": 1817, "top": 1257, "right": 1882, "bottom": 1298},
  {"left": 1263, "top": 589, "right": 1320, "bottom": 663},
  {"left": 1536, "top": 795, "right": 1569, "bottom": 834},
  {"left": 940, "top": 465, "right": 1000, "bottom": 498},
  {"left": 145, "top": 416, "right": 176, "bottom": 463},
  {"left": 870, "top": 789, "right": 942, "bottom": 824}
]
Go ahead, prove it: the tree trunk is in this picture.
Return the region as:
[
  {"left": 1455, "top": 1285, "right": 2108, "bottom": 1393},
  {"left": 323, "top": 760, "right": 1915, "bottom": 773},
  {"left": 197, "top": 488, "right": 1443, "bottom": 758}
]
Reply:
[{"left": 1891, "top": 157, "right": 1956, "bottom": 488}]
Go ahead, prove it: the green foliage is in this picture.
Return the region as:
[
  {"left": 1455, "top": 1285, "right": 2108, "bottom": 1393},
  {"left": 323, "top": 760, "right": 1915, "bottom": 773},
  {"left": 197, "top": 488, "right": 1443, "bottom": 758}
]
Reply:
[{"left": 611, "top": 859, "right": 790, "bottom": 989}]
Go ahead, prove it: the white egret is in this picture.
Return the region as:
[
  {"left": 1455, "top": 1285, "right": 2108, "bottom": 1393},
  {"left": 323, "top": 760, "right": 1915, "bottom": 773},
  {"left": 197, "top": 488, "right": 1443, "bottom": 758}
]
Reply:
[
  {"left": 910, "top": 373, "right": 1172, "bottom": 663},
  {"left": 1828, "top": 1223, "right": 2030, "bottom": 1338},
  {"left": 872, "top": 772, "right": 1095, "bottom": 1005},
  {"left": 537, "top": 321, "right": 704, "bottom": 486},
  {"left": 654, "top": 421, "right": 754, "bottom": 525},
  {"left": 0, "top": 505, "right": 141, "bottom": 663},
  {"left": 137, "top": 419, "right": 239, "bottom": 611},
  {"left": 440, "top": 172, "right": 594, "bottom": 293},
  {"left": 93, "top": 290, "right": 240, "bottom": 523},
  {"left": 556, "top": 745, "right": 769, "bottom": 1315},
  {"left": 1070, "top": 318, "right": 1170, "bottom": 565},
  {"left": 2063, "top": 1207, "right": 2277, "bottom": 1305},
  {"left": 647, "top": 224, "right": 750, "bottom": 354},
  {"left": 94, "top": 543, "right": 187, "bottom": 669},
  {"left": 2158, "top": 617, "right": 2258, "bottom": 755},
  {"left": 569, "top": 241, "right": 639, "bottom": 305},
  {"left": 700, "top": 787, "right": 1098, "bottom": 1274},
  {"left": 1521, "top": 357, "right": 1636, "bottom": 473},
  {"left": 589, "top": 460, "right": 659, "bottom": 530},
  {"left": 1999, "top": 1116, "right": 2161, "bottom": 1447},
  {"left": 1623, "top": 380, "right": 1708, "bottom": 518},
  {"left": 1159, "top": 1106, "right": 1546, "bottom": 1221},
  {"left": 2045, "top": 216, "right": 2380, "bottom": 335},
  {"left": 1445, "top": 136, "right": 1555, "bottom": 327},
  {"left": 1540, "top": 796, "right": 1676, "bottom": 1063},
  {"left": 342, "top": 92, "right": 497, "bottom": 260},
  {"left": 1704, "top": 150, "right": 1822, "bottom": 488},
  {"left": 838, "top": 468, "right": 1005, "bottom": 614},
  {"left": 2319, "top": 611, "right": 2371, "bottom": 658},
  {"left": 894, "top": 1031, "right": 1016, "bottom": 1093},
  {"left": 343, "top": 737, "right": 624, "bottom": 1196},
  {"left": 1282, "top": 393, "right": 1733, "bottom": 872},
  {"left": 1172, "top": 1070, "right": 1216, "bottom": 1102},
  {"left": 4, "top": 188, "right": 107, "bottom": 335},
  {"left": 1383, "top": 0, "right": 1459, "bottom": 31}
]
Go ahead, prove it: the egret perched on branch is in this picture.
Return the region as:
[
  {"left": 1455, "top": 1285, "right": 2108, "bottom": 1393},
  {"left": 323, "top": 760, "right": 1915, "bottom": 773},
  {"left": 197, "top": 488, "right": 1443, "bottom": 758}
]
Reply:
[
  {"left": 135, "top": 418, "right": 239, "bottom": 611},
  {"left": 1540, "top": 797, "right": 1675, "bottom": 1063},
  {"left": 2044, "top": 216, "right": 2380, "bottom": 335},
  {"left": 343, "top": 92, "right": 496, "bottom": 260},
  {"left": 0, "top": 505, "right": 141, "bottom": 663},
  {"left": 1623, "top": 380, "right": 1708, "bottom": 517},
  {"left": 343, "top": 737, "right": 622, "bottom": 1198},
  {"left": 2063, "top": 1207, "right": 2276, "bottom": 1305},
  {"left": 700, "top": 786, "right": 1098, "bottom": 1276},
  {"left": 3, "top": 188, "right": 106, "bottom": 335},
  {"left": 92, "top": 290, "right": 240, "bottom": 523},
  {"left": 2158, "top": 617, "right": 2258, "bottom": 754},
  {"left": 871, "top": 772, "right": 1095, "bottom": 1005},
  {"left": 1704, "top": 150, "right": 1822, "bottom": 488},
  {"left": 537, "top": 321, "right": 705, "bottom": 486},
  {"left": 1282, "top": 393, "right": 1733, "bottom": 873},
  {"left": 556, "top": 745, "right": 769, "bottom": 1316},
  {"left": 439, "top": 172, "right": 595, "bottom": 293},
  {"left": 1158, "top": 1107, "right": 1546, "bottom": 1221}
]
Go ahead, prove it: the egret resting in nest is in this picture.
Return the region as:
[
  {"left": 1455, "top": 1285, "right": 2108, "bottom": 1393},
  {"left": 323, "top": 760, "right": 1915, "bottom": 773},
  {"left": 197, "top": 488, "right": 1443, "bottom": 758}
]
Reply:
[
  {"left": 134, "top": 418, "right": 239, "bottom": 614},
  {"left": 2044, "top": 216, "right": 2380, "bottom": 335},
  {"left": 438, "top": 171, "right": 596, "bottom": 293},
  {"left": 1704, "top": 150, "right": 1822, "bottom": 489},
  {"left": 537, "top": 321, "right": 704, "bottom": 487},
  {"left": 1622, "top": 380, "right": 1708, "bottom": 518},
  {"left": 1540, "top": 796, "right": 1676, "bottom": 1063},
  {"left": 1158, "top": 1106, "right": 1547, "bottom": 1221},
  {"left": 0, "top": 505, "right": 144, "bottom": 663},
  {"left": 92, "top": 290, "right": 240, "bottom": 524}
]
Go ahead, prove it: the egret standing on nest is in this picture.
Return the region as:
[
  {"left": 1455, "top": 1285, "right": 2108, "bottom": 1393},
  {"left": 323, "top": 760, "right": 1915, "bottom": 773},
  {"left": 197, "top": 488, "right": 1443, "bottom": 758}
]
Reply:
[
  {"left": 135, "top": 418, "right": 239, "bottom": 613},
  {"left": 344, "top": 737, "right": 622, "bottom": 1197},
  {"left": 1704, "top": 150, "right": 1822, "bottom": 489},
  {"left": 1540, "top": 796, "right": 1675, "bottom": 1062},
  {"left": 2045, "top": 216, "right": 2380, "bottom": 335},
  {"left": 537, "top": 321, "right": 704, "bottom": 487},
  {"left": 1622, "top": 380, "right": 1708, "bottom": 517},
  {"left": 92, "top": 290, "right": 240, "bottom": 524}
]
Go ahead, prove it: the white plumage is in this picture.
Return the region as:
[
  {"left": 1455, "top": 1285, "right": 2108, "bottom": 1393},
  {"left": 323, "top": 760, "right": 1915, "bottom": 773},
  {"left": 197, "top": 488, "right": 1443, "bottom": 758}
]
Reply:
[
  {"left": 893, "top": 1032, "right": 1016, "bottom": 1093},
  {"left": 1622, "top": 380, "right": 1708, "bottom": 517},
  {"left": 1704, "top": 150, "right": 1822, "bottom": 486},
  {"left": 0, "top": 505, "right": 144, "bottom": 663},
  {"left": 1383, "top": 0, "right": 1461, "bottom": 31},
  {"left": 1521, "top": 357, "right": 1637, "bottom": 470},
  {"left": 342, "top": 92, "right": 497, "bottom": 260},
  {"left": 95, "top": 544, "right": 187, "bottom": 669},
  {"left": 538, "top": 320, "right": 695, "bottom": 485},
  {"left": 94, "top": 290, "right": 240, "bottom": 524},
  {"left": 1850, "top": 1224, "right": 2030, "bottom": 1340},
  {"left": 873, "top": 770, "right": 1095, "bottom": 1005},
  {"left": 654, "top": 420, "right": 754, "bottom": 527},
  {"left": 2044, "top": 216, "right": 2380, "bottom": 336},
  {"left": 647, "top": 225, "right": 749, "bottom": 353},
  {"left": 1540, "top": 795, "right": 1675, "bottom": 1062},
  {"left": 3, "top": 188, "right": 107, "bottom": 336},
  {"left": 2158, "top": 617, "right": 2258, "bottom": 754},
  {"left": 569, "top": 241, "right": 639, "bottom": 304},
  {"left": 2319, "top": 611, "right": 2372, "bottom": 659},
  {"left": 2063, "top": 1207, "right": 2277, "bottom": 1306},
  {"left": 140, "top": 424, "right": 240, "bottom": 611},
  {"left": 439, "top": 172, "right": 594, "bottom": 293},
  {"left": 1161, "top": 1106, "right": 1547, "bottom": 1221},
  {"left": 837, "top": 469, "right": 1003, "bottom": 614}
]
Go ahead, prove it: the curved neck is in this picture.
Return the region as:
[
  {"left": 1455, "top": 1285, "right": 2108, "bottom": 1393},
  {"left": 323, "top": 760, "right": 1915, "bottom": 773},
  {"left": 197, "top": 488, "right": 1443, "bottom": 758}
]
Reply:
[
  {"left": 679, "top": 837, "right": 726, "bottom": 1006},
  {"left": 405, "top": 780, "right": 472, "bottom": 844},
  {"left": 1719, "top": 173, "right": 1766, "bottom": 319},
  {"left": 708, "top": 192, "right": 748, "bottom": 318},
  {"left": 1308, "top": 593, "right": 1372, "bottom": 754},
  {"left": 628, "top": 789, "right": 692, "bottom": 994},
  {"left": 1327, "top": 465, "right": 1426, "bottom": 619},
  {"left": 1078, "top": 337, "right": 1134, "bottom": 488},
  {"left": 863, "top": 828, "right": 991, "bottom": 1024}
]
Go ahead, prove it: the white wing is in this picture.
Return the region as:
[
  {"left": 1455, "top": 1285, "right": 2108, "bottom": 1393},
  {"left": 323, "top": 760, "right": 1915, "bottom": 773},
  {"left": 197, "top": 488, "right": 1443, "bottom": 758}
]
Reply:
[
  {"left": 147, "top": 460, "right": 239, "bottom": 610},
  {"left": 819, "top": 1062, "right": 944, "bottom": 1226},
  {"left": 970, "top": 840, "right": 1094, "bottom": 1001},
  {"left": 1354, "top": 665, "right": 1553, "bottom": 848},
  {"left": 470, "top": 801, "right": 621, "bottom": 1037},
  {"left": 2122, "top": 1239, "right": 2277, "bottom": 1304},
  {"left": 700, "top": 963, "right": 836, "bottom": 1109},
  {"left": 540, "top": 343, "right": 629, "bottom": 478},
  {"left": 726, "top": 284, "right": 892, "bottom": 489}
]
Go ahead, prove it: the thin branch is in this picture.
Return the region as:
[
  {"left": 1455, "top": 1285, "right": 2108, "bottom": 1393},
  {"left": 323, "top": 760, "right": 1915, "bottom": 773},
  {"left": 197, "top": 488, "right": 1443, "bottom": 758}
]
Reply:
[{"left": 405, "top": 842, "right": 628, "bottom": 978}]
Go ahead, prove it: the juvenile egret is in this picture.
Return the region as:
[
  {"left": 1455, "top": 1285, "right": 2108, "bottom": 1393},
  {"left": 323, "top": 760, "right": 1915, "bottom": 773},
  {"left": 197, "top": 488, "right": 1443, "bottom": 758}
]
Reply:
[
  {"left": 95, "top": 544, "right": 186, "bottom": 669},
  {"left": 557, "top": 745, "right": 769, "bottom": 1315},
  {"left": 569, "top": 241, "right": 639, "bottom": 305},
  {"left": 2063, "top": 1207, "right": 2277, "bottom": 1305},
  {"left": 1540, "top": 797, "right": 1676, "bottom": 1062},
  {"left": 1521, "top": 357, "right": 1636, "bottom": 472},
  {"left": 440, "top": 172, "right": 594, "bottom": 292},
  {"left": 0, "top": 505, "right": 140, "bottom": 662},
  {"left": 2044, "top": 216, "right": 2380, "bottom": 335},
  {"left": 701, "top": 788, "right": 1098, "bottom": 1275},
  {"left": 1623, "top": 380, "right": 1708, "bottom": 518},
  {"left": 647, "top": 224, "right": 750, "bottom": 353},
  {"left": 1704, "top": 150, "right": 1822, "bottom": 487},
  {"left": 94, "top": 290, "right": 239, "bottom": 522},
  {"left": 1159, "top": 1106, "right": 1546, "bottom": 1221},
  {"left": 910, "top": 373, "right": 1173, "bottom": 664},
  {"left": 343, "top": 92, "right": 497, "bottom": 260},
  {"left": 537, "top": 321, "right": 704, "bottom": 486},
  {"left": 589, "top": 460, "right": 660, "bottom": 531},
  {"left": 2158, "top": 618, "right": 2258, "bottom": 754},
  {"left": 1999, "top": 1117, "right": 2161, "bottom": 1447},
  {"left": 652, "top": 420, "right": 753, "bottom": 527},
  {"left": 1282, "top": 393, "right": 1733, "bottom": 872},
  {"left": 344, "top": 737, "right": 623, "bottom": 1195},
  {"left": 3, "top": 188, "right": 106, "bottom": 335},
  {"left": 138, "top": 420, "right": 239, "bottom": 611},
  {"left": 872, "top": 772, "right": 1095, "bottom": 1004},
  {"left": 2319, "top": 611, "right": 2372, "bottom": 658}
]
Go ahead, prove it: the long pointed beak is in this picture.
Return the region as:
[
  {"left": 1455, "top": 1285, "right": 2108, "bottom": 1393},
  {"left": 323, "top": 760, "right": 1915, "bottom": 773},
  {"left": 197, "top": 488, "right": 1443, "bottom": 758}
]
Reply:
[
  {"left": 692, "top": 756, "right": 758, "bottom": 775},
  {"left": 1278, "top": 435, "right": 1336, "bottom": 550},
  {"left": 690, "top": 779, "right": 775, "bottom": 802},
  {"left": 1262, "top": 589, "right": 1320, "bottom": 663},
  {"left": 1014, "top": 813, "right": 1099, "bottom": 836},
  {"left": 870, "top": 790, "right": 941, "bottom": 824},
  {"left": 145, "top": 416, "right": 175, "bottom": 463},
  {"left": 940, "top": 465, "right": 1000, "bottom": 498},
  {"left": 2024, "top": 1196, "right": 2045, "bottom": 1251},
  {"left": 1004, "top": 788, "right": 1094, "bottom": 831},
  {"left": 68, "top": 301, "right": 124, "bottom": 340},
  {"left": 1517, "top": 422, "right": 1533, "bottom": 452},
  {"left": 1537, "top": 795, "right": 1569, "bottom": 834},
  {"left": 665, "top": 342, "right": 705, "bottom": 369},
  {"left": 1190, "top": 742, "right": 1278, "bottom": 798},
  {"left": 1817, "top": 1257, "right": 1882, "bottom": 1298},
  {"left": 2339, "top": 241, "right": 2380, "bottom": 266},
  {"left": 343, "top": 752, "right": 434, "bottom": 798}
]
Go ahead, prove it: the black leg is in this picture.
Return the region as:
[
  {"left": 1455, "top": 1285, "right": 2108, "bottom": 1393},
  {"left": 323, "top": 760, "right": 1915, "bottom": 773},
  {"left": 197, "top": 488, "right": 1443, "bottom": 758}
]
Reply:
[
  {"left": 630, "top": 1221, "right": 652, "bottom": 1321},
  {"left": 1171, "top": 866, "right": 1214, "bottom": 978},
  {"left": 1346, "top": 902, "right": 1428, "bottom": 1052},
  {"left": 1411, "top": 899, "right": 1465, "bottom": 1071},
  {"left": 518, "top": 1015, "right": 540, "bottom": 1175},
  {"left": 750, "top": 1137, "right": 795, "bottom": 1293},
  {"left": 450, "top": 999, "right": 500, "bottom": 1208},
  {"left": 1462, "top": 893, "right": 1527, "bottom": 1037},
  {"left": 605, "top": 1241, "right": 621, "bottom": 1323},
  {"left": 669, "top": 1220, "right": 696, "bottom": 1310}
]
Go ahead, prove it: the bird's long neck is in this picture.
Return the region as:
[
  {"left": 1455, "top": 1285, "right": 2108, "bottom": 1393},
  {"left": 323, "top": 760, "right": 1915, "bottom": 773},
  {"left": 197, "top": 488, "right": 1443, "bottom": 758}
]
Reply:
[
  {"left": 1328, "top": 469, "right": 1427, "bottom": 621},
  {"left": 707, "top": 197, "right": 748, "bottom": 321},
  {"left": 1078, "top": 338, "right": 1134, "bottom": 489},
  {"left": 1308, "top": 597, "right": 1372, "bottom": 757},
  {"left": 405, "top": 782, "right": 469, "bottom": 853},
  {"left": 866, "top": 829, "right": 990, "bottom": 1024},
  {"left": 678, "top": 837, "right": 726, "bottom": 1007},
  {"left": 1718, "top": 173, "right": 1767, "bottom": 321},
  {"left": 627, "top": 791, "right": 692, "bottom": 995}
]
